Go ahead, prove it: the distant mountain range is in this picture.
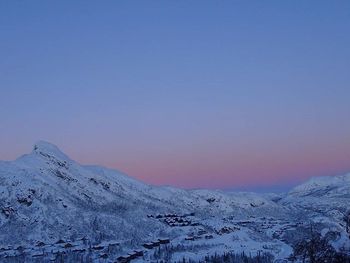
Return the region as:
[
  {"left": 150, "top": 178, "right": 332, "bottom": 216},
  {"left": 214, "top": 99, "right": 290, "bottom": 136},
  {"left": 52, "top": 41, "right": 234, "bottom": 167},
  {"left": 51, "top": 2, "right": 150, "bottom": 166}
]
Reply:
[{"left": 0, "top": 141, "right": 349, "bottom": 262}]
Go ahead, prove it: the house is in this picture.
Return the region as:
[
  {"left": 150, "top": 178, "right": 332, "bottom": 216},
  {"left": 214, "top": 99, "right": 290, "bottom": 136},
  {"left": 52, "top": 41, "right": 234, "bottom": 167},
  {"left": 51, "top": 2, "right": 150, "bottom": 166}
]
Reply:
[
  {"left": 152, "top": 240, "right": 160, "bottom": 247},
  {"left": 116, "top": 255, "right": 131, "bottom": 263},
  {"left": 198, "top": 229, "right": 207, "bottom": 235},
  {"left": 92, "top": 245, "right": 104, "bottom": 250},
  {"left": 72, "top": 248, "right": 86, "bottom": 253},
  {"left": 158, "top": 238, "right": 170, "bottom": 244},
  {"left": 134, "top": 250, "right": 144, "bottom": 256},
  {"left": 128, "top": 252, "right": 138, "bottom": 259},
  {"left": 36, "top": 241, "right": 45, "bottom": 247},
  {"left": 108, "top": 242, "right": 120, "bottom": 248},
  {"left": 176, "top": 218, "right": 184, "bottom": 223},
  {"left": 16, "top": 245, "right": 24, "bottom": 251},
  {"left": 32, "top": 252, "right": 45, "bottom": 258},
  {"left": 100, "top": 253, "right": 108, "bottom": 259},
  {"left": 142, "top": 243, "right": 154, "bottom": 249},
  {"left": 64, "top": 243, "right": 73, "bottom": 248},
  {"left": 165, "top": 213, "right": 177, "bottom": 217},
  {"left": 56, "top": 239, "right": 65, "bottom": 244},
  {"left": 3, "top": 250, "right": 19, "bottom": 258},
  {"left": 217, "top": 226, "right": 233, "bottom": 235}
]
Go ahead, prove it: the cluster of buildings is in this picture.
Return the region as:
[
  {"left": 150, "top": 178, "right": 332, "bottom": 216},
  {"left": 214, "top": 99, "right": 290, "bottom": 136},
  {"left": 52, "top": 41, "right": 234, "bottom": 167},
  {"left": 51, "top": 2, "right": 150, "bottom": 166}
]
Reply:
[
  {"left": 0, "top": 238, "right": 120, "bottom": 261},
  {"left": 117, "top": 238, "right": 170, "bottom": 263},
  {"left": 148, "top": 212, "right": 198, "bottom": 227}
]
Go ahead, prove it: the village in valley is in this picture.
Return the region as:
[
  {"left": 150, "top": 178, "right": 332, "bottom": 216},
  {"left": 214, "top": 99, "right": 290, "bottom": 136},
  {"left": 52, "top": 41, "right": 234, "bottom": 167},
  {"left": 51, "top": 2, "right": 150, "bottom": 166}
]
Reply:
[
  {"left": 0, "top": 142, "right": 349, "bottom": 262},
  {"left": 0, "top": 209, "right": 323, "bottom": 263}
]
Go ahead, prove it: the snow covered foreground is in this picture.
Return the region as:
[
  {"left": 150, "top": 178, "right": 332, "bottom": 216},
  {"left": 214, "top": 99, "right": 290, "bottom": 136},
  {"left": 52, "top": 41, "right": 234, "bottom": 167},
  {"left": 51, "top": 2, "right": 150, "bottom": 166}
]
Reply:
[{"left": 0, "top": 141, "right": 349, "bottom": 262}]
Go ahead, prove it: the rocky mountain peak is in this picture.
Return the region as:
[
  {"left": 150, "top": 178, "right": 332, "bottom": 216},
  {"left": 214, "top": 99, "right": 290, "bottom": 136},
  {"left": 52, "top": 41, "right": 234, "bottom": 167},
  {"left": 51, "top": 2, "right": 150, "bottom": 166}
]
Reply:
[{"left": 32, "top": 140, "right": 71, "bottom": 162}]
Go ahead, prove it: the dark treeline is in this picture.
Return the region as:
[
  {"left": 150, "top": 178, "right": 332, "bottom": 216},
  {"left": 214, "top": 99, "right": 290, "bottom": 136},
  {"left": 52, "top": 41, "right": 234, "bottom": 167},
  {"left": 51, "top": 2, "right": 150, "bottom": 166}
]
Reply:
[
  {"left": 289, "top": 229, "right": 350, "bottom": 263},
  {"left": 184, "top": 252, "right": 273, "bottom": 263},
  {"left": 153, "top": 251, "right": 274, "bottom": 263}
]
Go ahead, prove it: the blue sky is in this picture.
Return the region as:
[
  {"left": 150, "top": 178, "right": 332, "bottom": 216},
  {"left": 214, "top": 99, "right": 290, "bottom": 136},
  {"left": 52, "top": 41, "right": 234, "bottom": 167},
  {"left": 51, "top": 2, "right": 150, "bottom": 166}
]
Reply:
[{"left": 1, "top": 1, "right": 350, "bottom": 189}]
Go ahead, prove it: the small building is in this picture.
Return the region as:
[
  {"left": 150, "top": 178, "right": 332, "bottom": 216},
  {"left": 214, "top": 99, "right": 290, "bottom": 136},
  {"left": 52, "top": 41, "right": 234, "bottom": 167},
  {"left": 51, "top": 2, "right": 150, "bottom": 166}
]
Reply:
[
  {"left": 92, "top": 245, "right": 104, "bottom": 250},
  {"left": 128, "top": 252, "right": 138, "bottom": 259},
  {"left": 158, "top": 238, "right": 170, "bottom": 244},
  {"left": 152, "top": 240, "right": 160, "bottom": 247},
  {"left": 32, "top": 252, "right": 45, "bottom": 258},
  {"left": 116, "top": 255, "right": 131, "bottom": 263},
  {"left": 16, "top": 245, "right": 24, "bottom": 251},
  {"left": 64, "top": 243, "right": 73, "bottom": 248},
  {"left": 36, "top": 241, "right": 45, "bottom": 247},
  {"left": 142, "top": 243, "right": 154, "bottom": 249},
  {"left": 108, "top": 242, "right": 120, "bottom": 248},
  {"left": 72, "top": 248, "right": 86, "bottom": 253},
  {"left": 198, "top": 229, "right": 207, "bottom": 235},
  {"left": 100, "top": 253, "right": 108, "bottom": 259}
]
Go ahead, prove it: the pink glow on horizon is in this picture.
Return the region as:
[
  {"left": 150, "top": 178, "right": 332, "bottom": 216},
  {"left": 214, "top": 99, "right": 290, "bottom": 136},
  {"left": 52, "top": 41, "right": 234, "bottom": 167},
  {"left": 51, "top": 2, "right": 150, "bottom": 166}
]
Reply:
[
  {"left": 69, "top": 137, "right": 350, "bottom": 189},
  {"left": 0, "top": 130, "right": 349, "bottom": 190},
  {"left": 113, "top": 150, "right": 350, "bottom": 189},
  {"left": 15, "top": 127, "right": 341, "bottom": 189},
  {"left": 1, "top": 0, "right": 350, "bottom": 191}
]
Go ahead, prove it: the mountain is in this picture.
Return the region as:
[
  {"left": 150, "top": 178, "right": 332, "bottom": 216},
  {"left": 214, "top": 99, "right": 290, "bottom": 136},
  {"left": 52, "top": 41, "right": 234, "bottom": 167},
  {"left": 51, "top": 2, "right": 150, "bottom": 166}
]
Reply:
[
  {"left": 288, "top": 172, "right": 350, "bottom": 198},
  {"left": 0, "top": 141, "right": 349, "bottom": 262}
]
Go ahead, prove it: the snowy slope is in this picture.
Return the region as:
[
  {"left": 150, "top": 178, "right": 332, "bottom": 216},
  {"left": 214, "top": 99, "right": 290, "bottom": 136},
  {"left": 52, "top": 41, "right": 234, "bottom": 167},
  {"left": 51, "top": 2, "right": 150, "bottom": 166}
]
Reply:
[
  {"left": 288, "top": 172, "right": 350, "bottom": 198},
  {"left": 0, "top": 141, "right": 349, "bottom": 262}
]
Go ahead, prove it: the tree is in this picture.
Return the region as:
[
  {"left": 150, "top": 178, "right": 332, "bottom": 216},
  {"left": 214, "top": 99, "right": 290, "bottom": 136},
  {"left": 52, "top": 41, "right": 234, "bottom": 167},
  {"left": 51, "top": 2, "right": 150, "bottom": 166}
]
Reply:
[
  {"left": 290, "top": 226, "right": 350, "bottom": 263},
  {"left": 344, "top": 211, "right": 350, "bottom": 235}
]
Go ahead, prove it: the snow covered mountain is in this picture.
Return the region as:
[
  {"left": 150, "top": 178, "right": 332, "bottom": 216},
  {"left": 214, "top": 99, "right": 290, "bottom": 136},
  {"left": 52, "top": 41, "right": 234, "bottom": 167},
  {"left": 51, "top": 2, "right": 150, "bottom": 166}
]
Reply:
[
  {"left": 0, "top": 141, "right": 349, "bottom": 262},
  {"left": 289, "top": 172, "right": 350, "bottom": 198}
]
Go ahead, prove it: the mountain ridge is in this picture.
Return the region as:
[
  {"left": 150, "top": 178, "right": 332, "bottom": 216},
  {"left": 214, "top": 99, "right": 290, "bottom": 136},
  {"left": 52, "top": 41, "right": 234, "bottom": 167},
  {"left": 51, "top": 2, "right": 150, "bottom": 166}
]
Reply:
[{"left": 0, "top": 141, "right": 349, "bottom": 262}]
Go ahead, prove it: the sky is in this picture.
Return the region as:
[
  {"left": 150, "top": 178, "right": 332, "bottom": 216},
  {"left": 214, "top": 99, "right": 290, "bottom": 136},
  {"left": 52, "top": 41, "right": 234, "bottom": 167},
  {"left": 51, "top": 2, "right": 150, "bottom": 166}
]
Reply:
[{"left": 0, "top": 1, "right": 350, "bottom": 190}]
